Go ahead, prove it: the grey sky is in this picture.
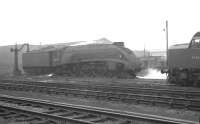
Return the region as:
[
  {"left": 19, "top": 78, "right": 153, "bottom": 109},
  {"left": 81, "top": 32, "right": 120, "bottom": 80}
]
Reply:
[{"left": 0, "top": 0, "right": 199, "bottom": 50}]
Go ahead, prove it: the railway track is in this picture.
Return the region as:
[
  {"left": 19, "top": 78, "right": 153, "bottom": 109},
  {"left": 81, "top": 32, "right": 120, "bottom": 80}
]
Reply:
[
  {"left": 1, "top": 79, "right": 200, "bottom": 99},
  {"left": 0, "top": 94, "right": 196, "bottom": 124},
  {"left": 0, "top": 81, "right": 199, "bottom": 111}
]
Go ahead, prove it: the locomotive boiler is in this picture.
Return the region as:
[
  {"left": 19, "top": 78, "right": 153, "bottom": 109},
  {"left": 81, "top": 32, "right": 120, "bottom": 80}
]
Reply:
[
  {"left": 22, "top": 42, "right": 141, "bottom": 78},
  {"left": 162, "top": 32, "right": 200, "bottom": 86}
]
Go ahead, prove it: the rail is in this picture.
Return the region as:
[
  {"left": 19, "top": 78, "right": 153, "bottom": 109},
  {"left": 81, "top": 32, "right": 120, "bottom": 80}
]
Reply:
[{"left": 0, "top": 94, "right": 197, "bottom": 124}]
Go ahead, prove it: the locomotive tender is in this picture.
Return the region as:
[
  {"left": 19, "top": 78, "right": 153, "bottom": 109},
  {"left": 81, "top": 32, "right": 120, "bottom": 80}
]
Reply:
[
  {"left": 163, "top": 32, "right": 200, "bottom": 86},
  {"left": 22, "top": 42, "right": 141, "bottom": 78}
]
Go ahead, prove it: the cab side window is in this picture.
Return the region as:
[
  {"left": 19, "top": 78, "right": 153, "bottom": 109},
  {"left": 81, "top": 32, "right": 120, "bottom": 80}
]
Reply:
[{"left": 190, "top": 39, "right": 200, "bottom": 48}]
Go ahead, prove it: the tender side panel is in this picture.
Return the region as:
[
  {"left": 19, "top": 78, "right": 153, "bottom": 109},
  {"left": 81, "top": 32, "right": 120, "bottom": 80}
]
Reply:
[
  {"left": 22, "top": 52, "right": 51, "bottom": 67},
  {"left": 168, "top": 48, "right": 200, "bottom": 69},
  {"left": 61, "top": 53, "right": 72, "bottom": 65},
  {"left": 51, "top": 50, "right": 62, "bottom": 66}
]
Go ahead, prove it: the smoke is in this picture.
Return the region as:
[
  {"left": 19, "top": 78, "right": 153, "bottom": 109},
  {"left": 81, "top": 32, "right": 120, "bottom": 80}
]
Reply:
[{"left": 137, "top": 68, "right": 166, "bottom": 79}]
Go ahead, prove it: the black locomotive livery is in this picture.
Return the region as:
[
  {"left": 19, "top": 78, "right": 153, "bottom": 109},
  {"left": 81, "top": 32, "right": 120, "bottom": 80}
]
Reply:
[
  {"left": 22, "top": 42, "right": 141, "bottom": 78},
  {"left": 163, "top": 32, "right": 200, "bottom": 86}
]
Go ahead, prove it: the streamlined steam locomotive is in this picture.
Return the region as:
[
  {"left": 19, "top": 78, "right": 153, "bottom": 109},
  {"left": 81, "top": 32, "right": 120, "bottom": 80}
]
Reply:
[
  {"left": 163, "top": 32, "right": 200, "bottom": 86},
  {"left": 22, "top": 42, "right": 141, "bottom": 78}
]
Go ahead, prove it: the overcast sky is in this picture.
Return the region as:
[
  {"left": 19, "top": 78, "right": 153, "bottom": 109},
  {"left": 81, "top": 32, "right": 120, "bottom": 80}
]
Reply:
[{"left": 0, "top": 0, "right": 200, "bottom": 50}]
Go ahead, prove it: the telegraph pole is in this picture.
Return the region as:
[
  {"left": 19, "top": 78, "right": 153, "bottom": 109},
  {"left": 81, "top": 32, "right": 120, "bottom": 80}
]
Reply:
[{"left": 166, "top": 20, "right": 168, "bottom": 66}]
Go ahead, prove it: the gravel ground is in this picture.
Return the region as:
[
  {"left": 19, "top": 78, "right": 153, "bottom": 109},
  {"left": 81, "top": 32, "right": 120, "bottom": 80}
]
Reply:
[{"left": 0, "top": 89, "right": 199, "bottom": 122}]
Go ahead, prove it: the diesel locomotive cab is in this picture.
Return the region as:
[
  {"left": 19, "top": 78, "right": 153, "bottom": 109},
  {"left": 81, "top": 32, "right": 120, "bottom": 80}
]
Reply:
[
  {"left": 189, "top": 32, "right": 200, "bottom": 48},
  {"left": 163, "top": 32, "right": 200, "bottom": 86}
]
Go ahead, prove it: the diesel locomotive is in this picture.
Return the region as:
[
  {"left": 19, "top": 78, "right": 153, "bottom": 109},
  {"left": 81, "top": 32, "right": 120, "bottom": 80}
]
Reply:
[
  {"left": 22, "top": 42, "right": 141, "bottom": 78},
  {"left": 162, "top": 32, "right": 200, "bottom": 86}
]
